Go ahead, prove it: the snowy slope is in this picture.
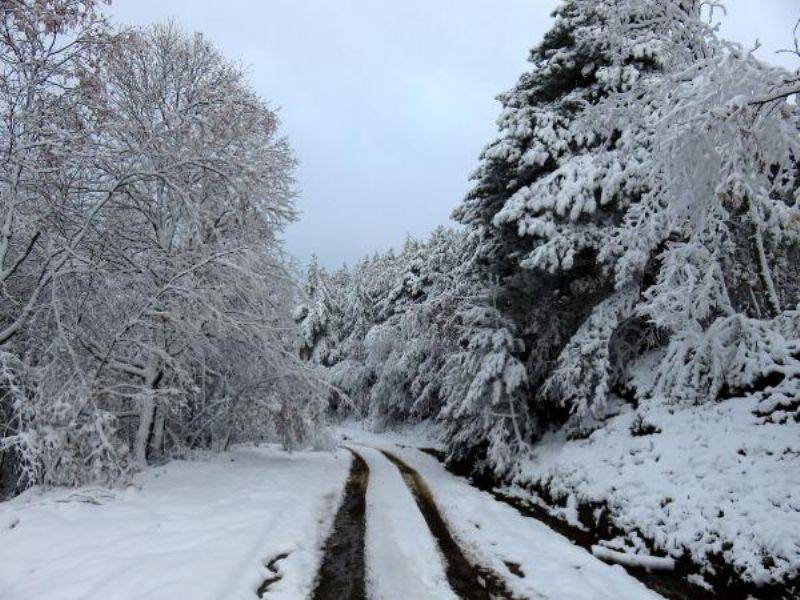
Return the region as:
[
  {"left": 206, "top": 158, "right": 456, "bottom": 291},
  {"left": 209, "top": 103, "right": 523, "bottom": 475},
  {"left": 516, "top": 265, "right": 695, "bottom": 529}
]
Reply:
[
  {"left": 0, "top": 446, "right": 350, "bottom": 600},
  {"left": 511, "top": 396, "right": 800, "bottom": 588}
]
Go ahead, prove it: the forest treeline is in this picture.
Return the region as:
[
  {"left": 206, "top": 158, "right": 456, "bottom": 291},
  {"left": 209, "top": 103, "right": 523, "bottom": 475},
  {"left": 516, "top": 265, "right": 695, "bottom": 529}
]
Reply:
[
  {"left": 2, "top": 0, "right": 800, "bottom": 497},
  {"left": 296, "top": 0, "right": 800, "bottom": 474},
  {"left": 0, "top": 1, "right": 325, "bottom": 494}
]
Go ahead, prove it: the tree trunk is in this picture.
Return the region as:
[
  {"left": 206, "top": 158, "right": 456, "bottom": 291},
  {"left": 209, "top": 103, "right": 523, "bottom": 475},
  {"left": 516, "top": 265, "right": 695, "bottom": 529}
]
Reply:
[
  {"left": 134, "top": 368, "right": 163, "bottom": 466},
  {"left": 750, "top": 201, "right": 782, "bottom": 317},
  {"left": 134, "top": 393, "right": 155, "bottom": 466},
  {"left": 151, "top": 408, "right": 165, "bottom": 458}
]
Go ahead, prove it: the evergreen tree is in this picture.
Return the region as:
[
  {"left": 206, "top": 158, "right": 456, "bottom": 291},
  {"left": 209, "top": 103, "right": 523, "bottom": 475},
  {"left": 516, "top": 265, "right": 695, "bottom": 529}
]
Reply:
[
  {"left": 295, "top": 256, "right": 339, "bottom": 366},
  {"left": 452, "top": 0, "right": 667, "bottom": 435},
  {"left": 440, "top": 294, "right": 531, "bottom": 474},
  {"left": 604, "top": 2, "right": 800, "bottom": 415}
]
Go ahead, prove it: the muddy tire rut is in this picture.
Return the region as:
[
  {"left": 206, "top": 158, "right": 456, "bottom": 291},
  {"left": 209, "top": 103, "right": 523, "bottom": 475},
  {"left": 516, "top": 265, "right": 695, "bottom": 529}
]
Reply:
[
  {"left": 308, "top": 446, "right": 515, "bottom": 600},
  {"left": 310, "top": 448, "right": 369, "bottom": 600},
  {"left": 379, "top": 449, "right": 515, "bottom": 600}
]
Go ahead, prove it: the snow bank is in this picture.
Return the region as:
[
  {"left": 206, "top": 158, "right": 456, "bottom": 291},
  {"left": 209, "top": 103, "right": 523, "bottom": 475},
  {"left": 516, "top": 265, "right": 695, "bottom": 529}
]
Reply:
[
  {"left": 0, "top": 446, "right": 350, "bottom": 600},
  {"left": 512, "top": 397, "right": 800, "bottom": 587}
]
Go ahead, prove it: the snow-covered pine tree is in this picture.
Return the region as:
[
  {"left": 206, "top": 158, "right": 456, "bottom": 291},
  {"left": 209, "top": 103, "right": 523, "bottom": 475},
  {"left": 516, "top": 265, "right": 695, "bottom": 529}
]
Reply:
[
  {"left": 602, "top": 2, "right": 800, "bottom": 415},
  {"left": 295, "top": 256, "right": 340, "bottom": 366},
  {"left": 452, "top": 0, "right": 674, "bottom": 436},
  {"left": 455, "top": 0, "right": 671, "bottom": 272},
  {"left": 294, "top": 247, "right": 405, "bottom": 416},
  {"left": 366, "top": 228, "right": 476, "bottom": 428},
  {"left": 295, "top": 228, "right": 477, "bottom": 429},
  {"left": 439, "top": 291, "right": 531, "bottom": 475},
  {"left": 404, "top": 228, "right": 479, "bottom": 419}
]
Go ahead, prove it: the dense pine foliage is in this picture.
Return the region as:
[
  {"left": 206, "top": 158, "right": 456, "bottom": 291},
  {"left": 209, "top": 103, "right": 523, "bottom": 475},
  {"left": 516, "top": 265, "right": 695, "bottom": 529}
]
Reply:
[{"left": 296, "top": 0, "right": 800, "bottom": 474}]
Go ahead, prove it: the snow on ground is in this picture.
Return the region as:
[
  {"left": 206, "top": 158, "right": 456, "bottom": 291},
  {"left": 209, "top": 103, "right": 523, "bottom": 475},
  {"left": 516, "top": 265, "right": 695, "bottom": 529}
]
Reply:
[
  {"left": 356, "top": 444, "right": 456, "bottom": 600},
  {"left": 510, "top": 396, "right": 800, "bottom": 587},
  {"left": 0, "top": 445, "right": 350, "bottom": 600},
  {"left": 342, "top": 425, "right": 663, "bottom": 600}
]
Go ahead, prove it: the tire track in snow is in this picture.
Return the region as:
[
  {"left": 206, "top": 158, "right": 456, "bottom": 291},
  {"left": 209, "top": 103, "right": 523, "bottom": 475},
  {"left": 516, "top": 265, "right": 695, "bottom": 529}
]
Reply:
[
  {"left": 310, "top": 448, "right": 369, "bottom": 600},
  {"left": 256, "top": 553, "right": 290, "bottom": 598},
  {"left": 379, "top": 449, "right": 515, "bottom": 600},
  {"left": 357, "top": 444, "right": 457, "bottom": 599},
  {"left": 415, "top": 448, "right": 702, "bottom": 600}
]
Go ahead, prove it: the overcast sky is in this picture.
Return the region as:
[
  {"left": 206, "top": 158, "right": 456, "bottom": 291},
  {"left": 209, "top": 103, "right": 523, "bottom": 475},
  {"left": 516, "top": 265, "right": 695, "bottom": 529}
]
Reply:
[{"left": 107, "top": 1, "right": 799, "bottom": 269}]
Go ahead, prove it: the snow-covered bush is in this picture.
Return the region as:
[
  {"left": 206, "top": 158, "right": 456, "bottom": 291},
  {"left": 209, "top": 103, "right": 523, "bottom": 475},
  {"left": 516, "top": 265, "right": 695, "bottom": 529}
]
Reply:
[
  {"left": 645, "top": 313, "right": 800, "bottom": 410},
  {"left": 1, "top": 353, "right": 131, "bottom": 489}
]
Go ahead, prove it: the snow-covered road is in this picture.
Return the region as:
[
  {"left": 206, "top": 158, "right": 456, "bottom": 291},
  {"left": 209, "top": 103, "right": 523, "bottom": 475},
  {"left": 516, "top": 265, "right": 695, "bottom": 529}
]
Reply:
[
  {"left": 358, "top": 445, "right": 456, "bottom": 599},
  {"left": 377, "top": 443, "right": 662, "bottom": 600},
  {"left": 0, "top": 446, "right": 350, "bottom": 600},
  {"left": 338, "top": 432, "right": 662, "bottom": 600},
  {"left": 1, "top": 435, "right": 666, "bottom": 599}
]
